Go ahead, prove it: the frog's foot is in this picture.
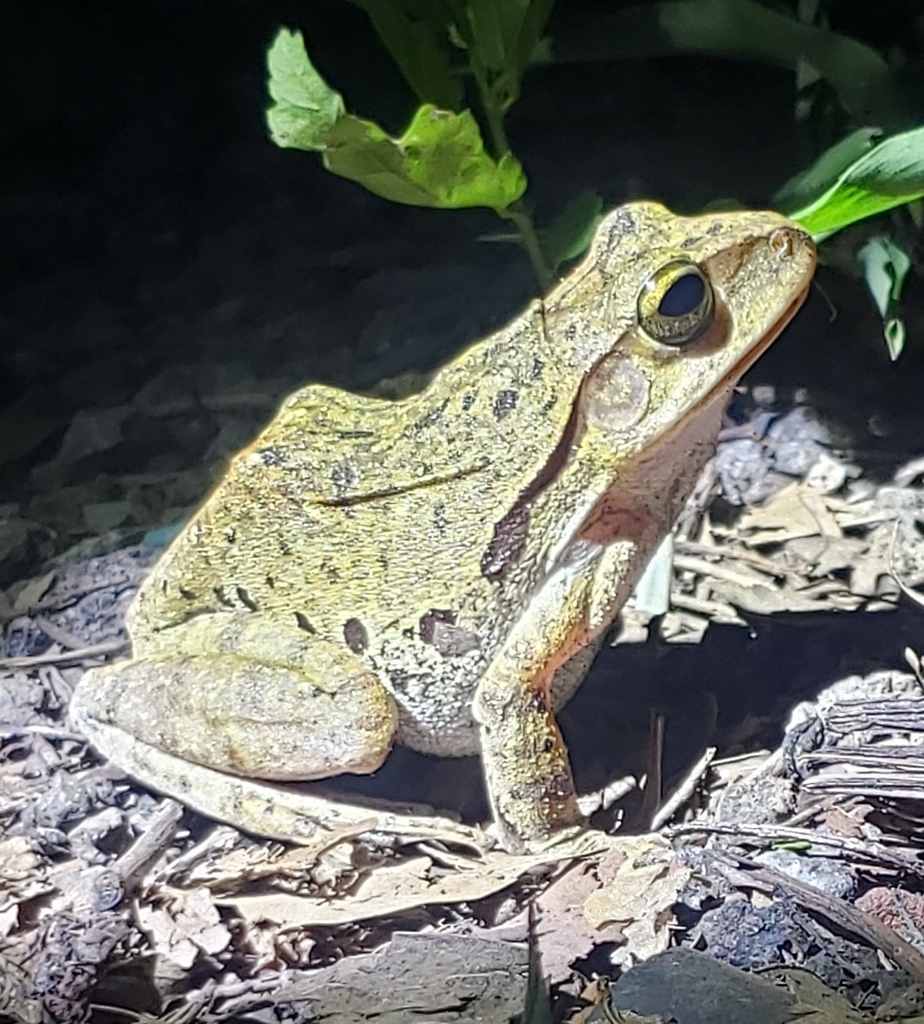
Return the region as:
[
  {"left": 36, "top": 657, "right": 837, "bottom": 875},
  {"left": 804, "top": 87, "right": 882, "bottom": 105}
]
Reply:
[{"left": 70, "top": 707, "right": 487, "bottom": 852}]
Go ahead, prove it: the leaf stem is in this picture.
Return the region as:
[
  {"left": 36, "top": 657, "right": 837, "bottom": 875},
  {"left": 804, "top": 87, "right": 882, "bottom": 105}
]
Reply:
[
  {"left": 472, "top": 64, "right": 553, "bottom": 292},
  {"left": 506, "top": 203, "right": 552, "bottom": 292}
]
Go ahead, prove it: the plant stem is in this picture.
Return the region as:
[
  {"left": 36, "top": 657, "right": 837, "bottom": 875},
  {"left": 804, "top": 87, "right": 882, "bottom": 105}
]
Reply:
[
  {"left": 483, "top": 96, "right": 511, "bottom": 162},
  {"left": 506, "top": 203, "right": 552, "bottom": 293},
  {"left": 473, "top": 66, "right": 553, "bottom": 292}
]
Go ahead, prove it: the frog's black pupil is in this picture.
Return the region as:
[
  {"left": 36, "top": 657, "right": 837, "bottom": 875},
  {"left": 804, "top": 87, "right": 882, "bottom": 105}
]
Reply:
[{"left": 659, "top": 273, "right": 705, "bottom": 317}]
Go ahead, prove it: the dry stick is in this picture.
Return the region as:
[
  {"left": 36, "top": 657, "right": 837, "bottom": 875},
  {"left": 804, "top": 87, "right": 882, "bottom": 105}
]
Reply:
[
  {"left": 637, "top": 711, "right": 665, "bottom": 830},
  {"left": 676, "top": 538, "right": 787, "bottom": 577},
  {"left": 673, "top": 553, "right": 771, "bottom": 589},
  {"left": 0, "top": 639, "right": 127, "bottom": 670},
  {"left": 667, "top": 820, "right": 924, "bottom": 881},
  {"left": 669, "top": 592, "right": 744, "bottom": 621},
  {"left": 18, "top": 576, "right": 134, "bottom": 618},
  {"left": 33, "top": 615, "right": 99, "bottom": 652},
  {"left": 651, "top": 746, "right": 717, "bottom": 831},
  {"left": 780, "top": 798, "right": 832, "bottom": 828},
  {"left": 0, "top": 725, "right": 86, "bottom": 742},
  {"left": 112, "top": 798, "right": 184, "bottom": 889}
]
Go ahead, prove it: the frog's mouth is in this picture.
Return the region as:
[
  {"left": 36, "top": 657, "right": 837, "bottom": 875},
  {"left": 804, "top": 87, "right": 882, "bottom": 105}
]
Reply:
[
  {"left": 709, "top": 283, "right": 812, "bottom": 406},
  {"left": 653, "top": 280, "right": 812, "bottom": 460}
]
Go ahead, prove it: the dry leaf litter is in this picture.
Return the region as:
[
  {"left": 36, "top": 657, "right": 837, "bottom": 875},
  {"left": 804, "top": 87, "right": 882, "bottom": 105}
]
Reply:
[{"left": 3, "top": 386, "right": 924, "bottom": 1022}]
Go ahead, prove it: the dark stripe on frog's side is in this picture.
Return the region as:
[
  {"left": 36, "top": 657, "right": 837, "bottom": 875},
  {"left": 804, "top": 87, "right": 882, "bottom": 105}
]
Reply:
[
  {"left": 480, "top": 504, "right": 529, "bottom": 584},
  {"left": 480, "top": 392, "right": 583, "bottom": 584},
  {"left": 412, "top": 397, "right": 450, "bottom": 433},
  {"left": 316, "top": 460, "right": 492, "bottom": 507}
]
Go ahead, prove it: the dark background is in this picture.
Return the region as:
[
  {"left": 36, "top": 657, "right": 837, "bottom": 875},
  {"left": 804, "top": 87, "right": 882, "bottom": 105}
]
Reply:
[{"left": 4, "top": 0, "right": 922, "bottom": 428}]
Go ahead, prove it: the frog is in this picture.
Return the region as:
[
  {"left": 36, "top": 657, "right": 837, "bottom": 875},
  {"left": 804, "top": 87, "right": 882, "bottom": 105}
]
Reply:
[{"left": 70, "top": 201, "right": 815, "bottom": 854}]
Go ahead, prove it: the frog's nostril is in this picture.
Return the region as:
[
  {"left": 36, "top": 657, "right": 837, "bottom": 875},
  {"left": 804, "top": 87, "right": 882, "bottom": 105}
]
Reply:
[{"left": 769, "top": 227, "right": 797, "bottom": 257}]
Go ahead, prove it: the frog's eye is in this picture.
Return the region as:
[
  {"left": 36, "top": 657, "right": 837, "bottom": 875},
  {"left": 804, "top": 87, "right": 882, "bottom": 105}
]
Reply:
[{"left": 637, "top": 259, "right": 714, "bottom": 346}]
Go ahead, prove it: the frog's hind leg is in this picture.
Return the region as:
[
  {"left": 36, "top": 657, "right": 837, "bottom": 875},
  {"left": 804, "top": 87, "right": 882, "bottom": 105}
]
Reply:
[{"left": 72, "top": 612, "right": 398, "bottom": 781}]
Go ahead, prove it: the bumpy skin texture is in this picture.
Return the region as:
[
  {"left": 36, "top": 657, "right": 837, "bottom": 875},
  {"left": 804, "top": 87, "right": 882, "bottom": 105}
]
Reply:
[{"left": 72, "top": 202, "right": 816, "bottom": 851}]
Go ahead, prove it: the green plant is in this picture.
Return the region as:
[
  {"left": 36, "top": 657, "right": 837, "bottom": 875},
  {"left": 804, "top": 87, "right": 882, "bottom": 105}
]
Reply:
[
  {"left": 266, "top": 1, "right": 924, "bottom": 356},
  {"left": 775, "top": 125, "right": 924, "bottom": 358},
  {"left": 267, "top": 1, "right": 568, "bottom": 289}
]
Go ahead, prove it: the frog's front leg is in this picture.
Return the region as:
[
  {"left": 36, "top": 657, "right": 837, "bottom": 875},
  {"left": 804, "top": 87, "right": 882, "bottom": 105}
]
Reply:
[
  {"left": 474, "top": 540, "right": 638, "bottom": 853},
  {"left": 72, "top": 612, "right": 398, "bottom": 782}
]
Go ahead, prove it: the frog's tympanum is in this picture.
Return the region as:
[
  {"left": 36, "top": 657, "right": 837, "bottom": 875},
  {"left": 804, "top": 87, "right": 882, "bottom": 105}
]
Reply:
[{"left": 71, "top": 203, "right": 815, "bottom": 853}]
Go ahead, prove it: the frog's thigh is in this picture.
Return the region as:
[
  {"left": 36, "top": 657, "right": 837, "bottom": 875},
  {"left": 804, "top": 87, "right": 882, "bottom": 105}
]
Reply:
[{"left": 74, "top": 613, "right": 397, "bottom": 781}]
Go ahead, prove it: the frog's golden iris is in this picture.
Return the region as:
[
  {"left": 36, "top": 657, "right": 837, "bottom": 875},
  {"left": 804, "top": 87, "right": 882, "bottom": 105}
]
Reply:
[{"left": 637, "top": 258, "right": 714, "bottom": 347}]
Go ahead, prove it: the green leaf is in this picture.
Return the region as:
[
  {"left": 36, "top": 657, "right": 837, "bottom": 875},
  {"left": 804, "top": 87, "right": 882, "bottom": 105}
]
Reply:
[
  {"left": 324, "top": 104, "right": 527, "bottom": 209},
  {"left": 265, "top": 29, "right": 345, "bottom": 151},
  {"left": 347, "top": 0, "right": 553, "bottom": 114},
  {"left": 462, "top": 0, "right": 555, "bottom": 109},
  {"left": 787, "top": 125, "right": 924, "bottom": 238},
  {"left": 858, "top": 236, "right": 911, "bottom": 316},
  {"left": 554, "top": 0, "right": 905, "bottom": 127},
  {"left": 265, "top": 27, "right": 525, "bottom": 210},
  {"left": 348, "top": 1, "right": 465, "bottom": 109},
  {"left": 773, "top": 127, "right": 882, "bottom": 212},
  {"left": 464, "top": 0, "right": 512, "bottom": 73},
  {"left": 883, "top": 318, "right": 906, "bottom": 362},
  {"left": 513, "top": 0, "right": 557, "bottom": 79},
  {"left": 540, "top": 190, "right": 603, "bottom": 272},
  {"left": 857, "top": 235, "right": 911, "bottom": 360}
]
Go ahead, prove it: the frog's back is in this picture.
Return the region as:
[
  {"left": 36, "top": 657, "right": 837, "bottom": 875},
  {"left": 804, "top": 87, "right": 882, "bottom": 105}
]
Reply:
[{"left": 129, "top": 305, "right": 583, "bottom": 641}]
